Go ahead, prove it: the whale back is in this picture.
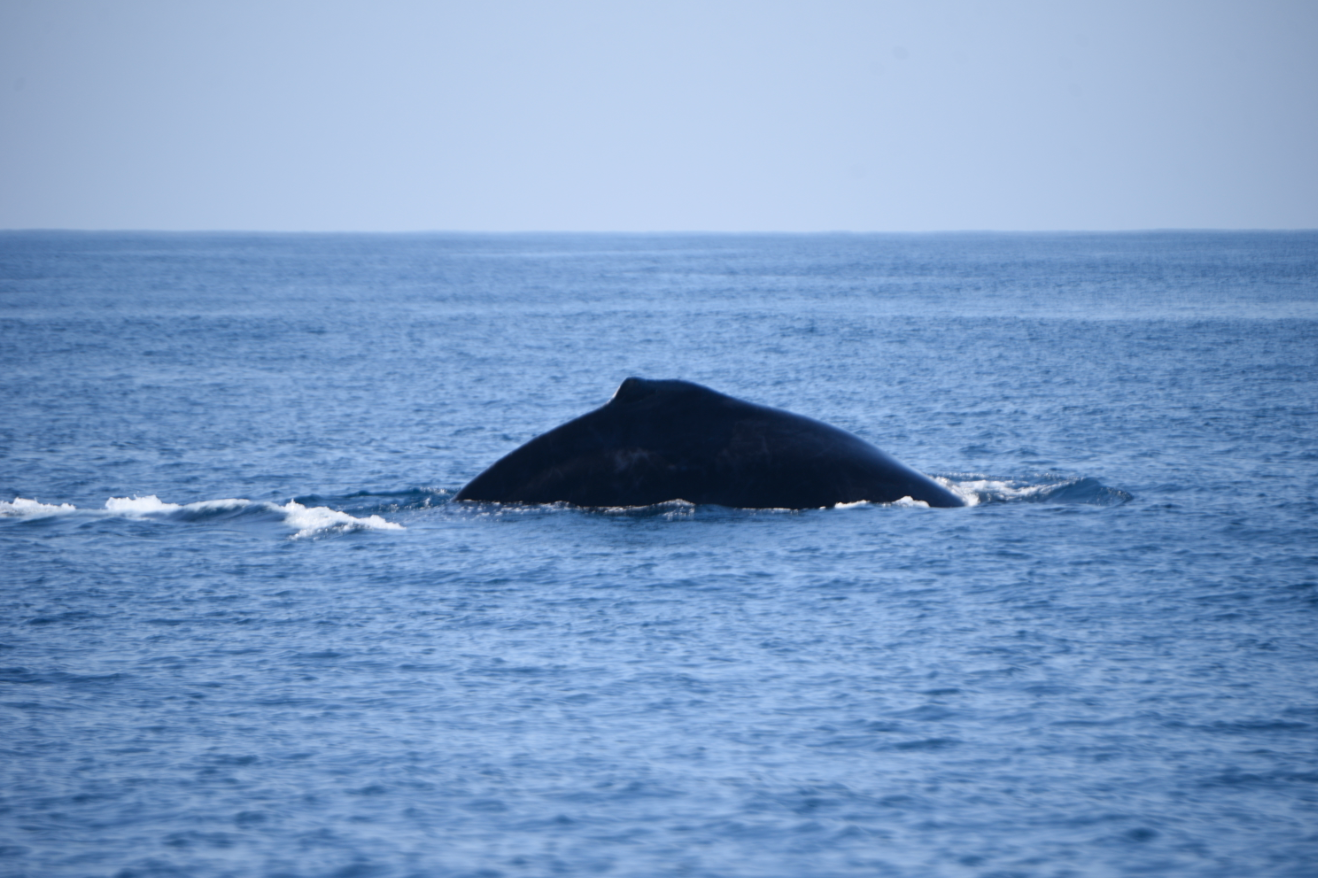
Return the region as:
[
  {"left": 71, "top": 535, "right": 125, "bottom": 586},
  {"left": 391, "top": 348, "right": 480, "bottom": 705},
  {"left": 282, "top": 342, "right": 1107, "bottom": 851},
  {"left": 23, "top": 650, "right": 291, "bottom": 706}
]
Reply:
[{"left": 455, "top": 378, "right": 964, "bottom": 509}]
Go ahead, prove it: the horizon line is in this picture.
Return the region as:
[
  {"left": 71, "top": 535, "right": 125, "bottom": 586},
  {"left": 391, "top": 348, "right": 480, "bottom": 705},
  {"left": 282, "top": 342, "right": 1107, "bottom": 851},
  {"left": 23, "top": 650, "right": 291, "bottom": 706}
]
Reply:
[{"left": 4, "top": 227, "right": 1317, "bottom": 236}]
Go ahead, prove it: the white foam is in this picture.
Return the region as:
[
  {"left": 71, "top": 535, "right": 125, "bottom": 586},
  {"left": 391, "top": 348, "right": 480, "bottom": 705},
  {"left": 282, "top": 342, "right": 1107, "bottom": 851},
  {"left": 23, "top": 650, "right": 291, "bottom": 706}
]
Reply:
[
  {"left": 942, "top": 477, "right": 1004, "bottom": 507},
  {"left": 1, "top": 497, "right": 78, "bottom": 517},
  {"left": 181, "top": 498, "right": 253, "bottom": 513},
  {"left": 833, "top": 497, "right": 930, "bottom": 509},
  {"left": 945, "top": 477, "right": 1089, "bottom": 506},
  {"left": 599, "top": 499, "right": 696, "bottom": 514},
  {"left": 105, "top": 495, "right": 182, "bottom": 514},
  {"left": 105, "top": 495, "right": 252, "bottom": 515},
  {"left": 274, "top": 500, "right": 405, "bottom": 539},
  {"left": 6, "top": 493, "right": 402, "bottom": 537}
]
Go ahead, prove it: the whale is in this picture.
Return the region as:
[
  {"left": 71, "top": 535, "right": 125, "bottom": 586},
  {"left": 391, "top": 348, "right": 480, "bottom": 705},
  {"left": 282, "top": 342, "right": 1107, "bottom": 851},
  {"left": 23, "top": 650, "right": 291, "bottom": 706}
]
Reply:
[{"left": 455, "top": 378, "right": 964, "bottom": 509}]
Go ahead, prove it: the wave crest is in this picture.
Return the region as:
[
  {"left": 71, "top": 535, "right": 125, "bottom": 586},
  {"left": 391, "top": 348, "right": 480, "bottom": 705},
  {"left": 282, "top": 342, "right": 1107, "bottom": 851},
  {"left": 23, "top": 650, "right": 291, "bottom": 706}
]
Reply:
[
  {"left": 0, "top": 497, "right": 77, "bottom": 518},
  {"left": 946, "top": 476, "right": 1133, "bottom": 507},
  {"left": 2, "top": 495, "right": 404, "bottom": 538}
]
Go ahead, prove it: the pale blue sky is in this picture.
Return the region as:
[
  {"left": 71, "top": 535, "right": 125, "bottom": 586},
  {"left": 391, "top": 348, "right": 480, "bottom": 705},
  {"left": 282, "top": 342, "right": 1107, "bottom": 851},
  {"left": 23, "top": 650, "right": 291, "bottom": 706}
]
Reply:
[{"left": 2, "top": 0, "right": 1315, "bottom": 231}]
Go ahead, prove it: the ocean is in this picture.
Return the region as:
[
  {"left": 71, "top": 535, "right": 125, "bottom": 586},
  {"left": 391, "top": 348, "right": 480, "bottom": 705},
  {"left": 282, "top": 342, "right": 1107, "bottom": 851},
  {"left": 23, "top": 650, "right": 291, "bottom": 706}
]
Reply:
[{"left": 2, "top": 231, "right": 1315, "bottom": 877}]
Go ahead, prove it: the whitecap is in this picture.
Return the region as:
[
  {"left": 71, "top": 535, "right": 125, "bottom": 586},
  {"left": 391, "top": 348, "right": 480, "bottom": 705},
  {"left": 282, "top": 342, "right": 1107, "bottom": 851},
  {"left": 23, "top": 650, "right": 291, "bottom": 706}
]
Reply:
[
  {"left": 273, "top": 500, "right": 405, "bottom": 539},
  {"left": 181, "top": 498, "right": 253, "bottom": 513},
  {"left": 1, "top": 497, "right": 78, "bottom": 517},
  {"left": 104, "top": 495, "right": 182, "bottom": 514},
  {"left": 833, "top": 497, "right": 931, "bottom": 510},
  {"left": 946, "top": 476, "right": 1132, "bottom": 506},
  {"left": 30, "top": 493, "right": 409, "bottom": 536},
  {"left": 105, "top": 496, "right": 254, "bottom": 516}
]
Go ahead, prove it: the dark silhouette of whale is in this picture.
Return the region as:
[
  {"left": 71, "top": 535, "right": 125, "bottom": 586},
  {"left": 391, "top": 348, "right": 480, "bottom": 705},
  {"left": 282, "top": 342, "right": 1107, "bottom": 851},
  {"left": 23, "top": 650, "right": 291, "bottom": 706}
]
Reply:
[{"left": 456, "top": 378, "right": 965, "bottom": 509}]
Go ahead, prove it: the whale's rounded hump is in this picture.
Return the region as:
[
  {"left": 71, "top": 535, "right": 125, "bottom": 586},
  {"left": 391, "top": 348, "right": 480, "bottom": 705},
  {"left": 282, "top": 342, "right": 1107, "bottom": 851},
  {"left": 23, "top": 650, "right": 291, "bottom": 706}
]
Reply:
[{"left": 455, "top": 378, "right": 964, "bottom": 509}]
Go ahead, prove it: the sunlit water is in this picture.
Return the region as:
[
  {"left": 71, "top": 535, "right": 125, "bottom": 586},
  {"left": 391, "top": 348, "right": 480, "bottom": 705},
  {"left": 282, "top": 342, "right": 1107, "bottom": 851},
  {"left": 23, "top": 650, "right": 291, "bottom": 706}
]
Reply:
[{"left": 2, "top": 232, "right": 1316, "bottom": 877}]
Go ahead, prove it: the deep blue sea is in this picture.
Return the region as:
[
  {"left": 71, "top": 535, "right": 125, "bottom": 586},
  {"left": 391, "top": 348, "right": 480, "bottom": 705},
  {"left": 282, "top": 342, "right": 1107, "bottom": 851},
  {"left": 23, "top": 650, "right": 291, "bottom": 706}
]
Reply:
[{"left": 2, "top": 231, "right": 1316, "bottom": 878}]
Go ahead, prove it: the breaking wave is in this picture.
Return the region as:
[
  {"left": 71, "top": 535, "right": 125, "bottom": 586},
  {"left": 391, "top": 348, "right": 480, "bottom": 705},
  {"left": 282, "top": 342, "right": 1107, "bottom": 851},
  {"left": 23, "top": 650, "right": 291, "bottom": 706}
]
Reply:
[
  {"left": 3, "top": 476, "right": 1130, "bottom": 536},
  {"left": 945, "top": 475, "right": 1133, "bottom": 507},
  {"left": 2, "top": 494, "right": 404, "bottom": 538},
  {"left": 0, "top": 497, "right": 77, "bottom": 518}
]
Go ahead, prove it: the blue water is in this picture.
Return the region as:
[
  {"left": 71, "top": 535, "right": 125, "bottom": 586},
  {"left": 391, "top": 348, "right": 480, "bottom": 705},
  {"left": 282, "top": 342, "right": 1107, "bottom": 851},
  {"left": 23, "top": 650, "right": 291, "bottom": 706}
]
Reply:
[{"left": 2, "top": 231, "right": 1316, "bottom": 877}]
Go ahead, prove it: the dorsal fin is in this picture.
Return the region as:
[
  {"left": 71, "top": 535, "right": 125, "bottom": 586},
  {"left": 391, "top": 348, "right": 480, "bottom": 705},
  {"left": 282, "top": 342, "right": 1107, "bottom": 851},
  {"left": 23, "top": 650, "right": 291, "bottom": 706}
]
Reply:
[
  {"left": 609, "top": 377, "right": 714, "bottom": 406},
  {"left": 610, "top": 376, "right": 656, "bottom": 404}
]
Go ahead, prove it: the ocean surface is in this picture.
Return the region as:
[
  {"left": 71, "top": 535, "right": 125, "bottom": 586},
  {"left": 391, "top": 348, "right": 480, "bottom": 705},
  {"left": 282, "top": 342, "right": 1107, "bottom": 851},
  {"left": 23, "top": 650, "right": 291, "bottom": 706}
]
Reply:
[{"left": 1, "top": 231, "right": 1316, "bottom": 878}]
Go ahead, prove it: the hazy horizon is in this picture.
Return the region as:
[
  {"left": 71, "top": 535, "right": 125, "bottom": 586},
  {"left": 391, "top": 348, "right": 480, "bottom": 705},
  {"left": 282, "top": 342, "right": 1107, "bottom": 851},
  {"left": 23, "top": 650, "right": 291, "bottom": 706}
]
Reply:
[{"left": 4, "top": 0, "right": 1316, "bottom": 233}]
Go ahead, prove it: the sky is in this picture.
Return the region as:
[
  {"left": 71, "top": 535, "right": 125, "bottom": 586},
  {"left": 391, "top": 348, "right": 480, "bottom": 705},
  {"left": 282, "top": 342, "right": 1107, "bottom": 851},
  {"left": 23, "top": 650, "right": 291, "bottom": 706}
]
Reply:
[{"left": 2, "top": 0, "right": 1316, "bottom": 232}]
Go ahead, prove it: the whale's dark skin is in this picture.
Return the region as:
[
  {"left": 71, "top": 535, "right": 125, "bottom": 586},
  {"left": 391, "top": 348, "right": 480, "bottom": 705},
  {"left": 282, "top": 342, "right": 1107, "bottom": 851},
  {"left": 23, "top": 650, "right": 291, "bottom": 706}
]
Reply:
[{"left": 456, "top": 378, "right": 964, "bottom": 509}]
